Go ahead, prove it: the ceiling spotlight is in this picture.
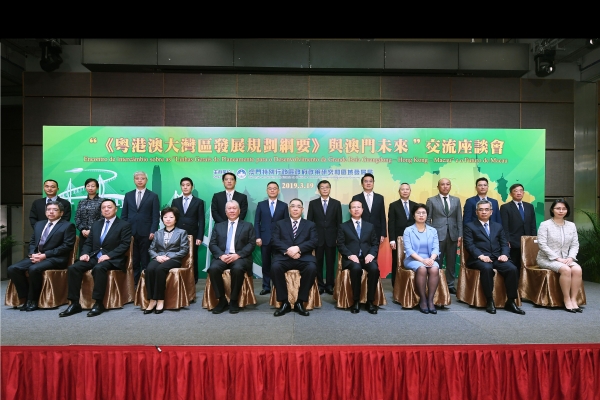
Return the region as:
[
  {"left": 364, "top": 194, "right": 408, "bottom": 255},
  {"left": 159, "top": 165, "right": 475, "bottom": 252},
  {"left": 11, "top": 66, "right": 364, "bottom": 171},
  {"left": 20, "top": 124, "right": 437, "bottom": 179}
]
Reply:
[
  {"left": 586, "top": 38, "right": 600, "bottom": 49},
  {"left": 39, "top": 40, "right": 63, "bottom": 72},
  {"left": 534, "top": 50, "right": 555, "bottom": 78}
]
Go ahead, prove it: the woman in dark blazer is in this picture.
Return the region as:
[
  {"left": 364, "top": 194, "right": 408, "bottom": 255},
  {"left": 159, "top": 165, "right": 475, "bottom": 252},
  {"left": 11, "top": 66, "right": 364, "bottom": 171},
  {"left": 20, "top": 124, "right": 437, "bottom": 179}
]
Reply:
[
  {"left": 74, "top": 178, "right": 104, "bottom": 254},
  {"left": 144, "top": 207, "right": 190, "bottom": 314}
]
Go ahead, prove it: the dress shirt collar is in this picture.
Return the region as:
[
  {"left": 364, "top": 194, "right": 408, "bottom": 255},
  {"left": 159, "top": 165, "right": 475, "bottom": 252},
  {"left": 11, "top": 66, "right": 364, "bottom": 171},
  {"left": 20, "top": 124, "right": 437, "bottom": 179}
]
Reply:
[
  {"left": 227, "top": 218, "right": 239, "bottom": 224},
  {"left": 478, "top": 219, "right": 490, "bottom": 227},
  {"left": 290, "top": 217, "right": 301, "bottom": 224},
  {"left": 513, "top": 200, "right": 523, "bottom": 206},
  {"left": 362, "top": 191, "right": 373, "bottom": 197},
  {"left": 46, "top": 196, "right": 58, "bottom": 202},
  {"left": 105, "top": 216, "right": 117, "bottom": 224},
  {"left": 320, "top": 197, "right": 330, "bottom": 201},
  {"left": 351, "top": 218, "right": 362, "bottom": 224}
]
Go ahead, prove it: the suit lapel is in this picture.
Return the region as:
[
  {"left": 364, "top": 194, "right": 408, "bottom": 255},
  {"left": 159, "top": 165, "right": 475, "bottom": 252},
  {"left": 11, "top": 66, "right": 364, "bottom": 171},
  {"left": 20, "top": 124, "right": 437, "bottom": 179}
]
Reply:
[{"left": 43, "top": 220, "right": 63, "bottom": 243}]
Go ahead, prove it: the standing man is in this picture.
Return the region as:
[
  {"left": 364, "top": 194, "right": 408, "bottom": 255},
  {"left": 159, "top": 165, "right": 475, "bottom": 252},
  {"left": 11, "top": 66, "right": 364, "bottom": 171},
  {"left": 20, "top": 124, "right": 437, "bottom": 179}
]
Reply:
[
  {"left": 388, "top": 183, "right": 416, "bottom": 287},
  {"left": 307, "top": 180, "right": 342, "bottom": 295},
  {"left": 60, "top": 199, "right": 132, "bottom": 317},
  {"left": 351, "top": 173, "right": 386, "bottom": 244},
  {"left": 254, "top": 182, "right": 289, "bottom": 295},
  {"left": 172, "top": 177, "right": 205, "bottom": 283},
  {"left": 463, "top": 177, "right": 501, "bottom": 226},
  {"left": 121, "top": 171, "right": 160, "bottom": 284},
  {"left": 211, "top": 172, "right": 248, "bottom": 223},
  {"left": 463, "top": 200, "right": 525, "bottom": 315},
  {"left": 9, "top": 201, "right": 76, "bottom": 311},
  {"left": 337, "top": 200, "right": 380, "bottom": 314},
  {"left": 29, "top": 179, "right": 72, "bottom": 227},
  {"left": 426, "top": 178, "right": 462, "bottom": 294},
  {"left": 270, "top": 199, "right": 318, "bottom": 317},
  {"left": 208, "top": 200, "right": 256, "bottom": 314},
  {"left": 500, "top": 183, "right": 537, "bottom": 266}
]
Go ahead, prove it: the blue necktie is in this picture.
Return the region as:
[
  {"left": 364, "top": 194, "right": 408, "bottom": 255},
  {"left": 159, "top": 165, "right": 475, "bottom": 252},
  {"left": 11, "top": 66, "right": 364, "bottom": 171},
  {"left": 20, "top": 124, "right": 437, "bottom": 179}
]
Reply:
[
  {"left": 323, "top": 199, "right": 328, "bottom": 214},
  {"left": 518, "top": 202, "right": 525, "bottom": 221},
  {"left": 484, "top": 222, "right": 490, "bottom": 236},
  {"left": 356, "top": 221, "right": 362, "bottom": 256},
  {"left": 38, "top": 222, "right": 54, "bottom": 252},
  {"left": 403, "top": 201, "right": 409, "bottom": 218},
  {"left": 270, "top": 201, "right": 275, "bottom": 217},
  {"left": 225, "top": 221, "right": 234, "bottom": 255},
  {"left": 97, "top": 220, "right": 110, "bottom": 258}
]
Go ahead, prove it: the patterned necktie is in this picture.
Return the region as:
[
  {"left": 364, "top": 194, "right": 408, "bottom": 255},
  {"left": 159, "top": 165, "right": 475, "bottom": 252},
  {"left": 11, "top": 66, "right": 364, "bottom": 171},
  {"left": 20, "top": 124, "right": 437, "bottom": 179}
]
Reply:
[
  {"left": 97, "top": 220, "right": 111, "bottom": 258},
  {"left": 38, "top": 222, "right": 54, "bottom": 252},
  {"left": 225, "top": 221, "right": 234, "bottom": 255},
  {"left": 270, "top": 201, "right": 275, "bottom": 217},
  {"left": 484, "top": 222, "right": 490, "bottom": 236},
  {"left": 518, "top": 202, "right": 525, "bottom": 221},
  {"left": 292, "top": 220, "right": 298, "bottom": 238},
  {"left": 443, "top": 197, "right": 449, "bottom": 215},
  {"left": 227, "top": 192, "right": 232, "bottom": 202},
  {"left": 403, "top": 201, "right": 410, "bottom": 218},
  {"left": 136, "top": 191, "right": 141, "bottom": 209},
  {"left": 183, "top": 197, "right": 189, "bottom": 213},
  {"left": 323, "top": 199, "right": 328, "bottom": 214},
  {"left": 356, "top": 221, "right": 362, "bottom": 256}
]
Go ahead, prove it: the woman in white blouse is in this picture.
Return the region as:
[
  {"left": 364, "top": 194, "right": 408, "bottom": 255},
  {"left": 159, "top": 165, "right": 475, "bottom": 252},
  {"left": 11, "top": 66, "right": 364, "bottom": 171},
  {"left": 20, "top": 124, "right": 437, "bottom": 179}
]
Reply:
[{"left": 536, "top": 199, "right": 583, "bottom": 313}]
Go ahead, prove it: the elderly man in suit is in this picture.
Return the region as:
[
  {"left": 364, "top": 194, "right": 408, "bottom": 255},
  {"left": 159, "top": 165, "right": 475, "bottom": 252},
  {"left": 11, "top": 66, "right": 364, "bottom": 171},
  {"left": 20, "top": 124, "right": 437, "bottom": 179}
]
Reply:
[
  {"left": 254, "top": 181, "right": 289, "bottom": 295},
  {"left": 60, "top": 199, "right": 132, "bottom": 317},
  {"left": 8, "top": 201, "right": 76, "bottom": 311},
  {"left": 463, "top": 177, "right": 501, "bottom": 226},
  {"left": 172, "top": 177, "right": 205, "bottom": 283},
  {"left": 307, "top": 180, "right": 342, "bottom": 295},
  {"left": 271, "top": 198, "right": 318, "bottom": 317},
  {"left": 211, "top": 172, "right": 248, "bottom": 223},
  {"left": 29, "top": 179, "right": 72, "bottom": 227},
  {"left": 337, "top": 200, "right": 380, "bottom": 314},
  {"left": 463, "top": 200, "right": 525, "bottom": 315},
  {"left": 426, "top": 178, "right": 462, "bottom": 294},
  {"left": 208, "top": 200, "right": 256, "bottom": 314},
  {"left": 500, "top": 183, "right": 537, "bottom": 266},
  {"left": 351, "top": 173, "right": 386, "bottom": 244},
  {"left": 121, "top": 171, "right": 160, "bottom": 284},
  {"left": 388, "top": 183, "right": 416, "bottom": 287}
]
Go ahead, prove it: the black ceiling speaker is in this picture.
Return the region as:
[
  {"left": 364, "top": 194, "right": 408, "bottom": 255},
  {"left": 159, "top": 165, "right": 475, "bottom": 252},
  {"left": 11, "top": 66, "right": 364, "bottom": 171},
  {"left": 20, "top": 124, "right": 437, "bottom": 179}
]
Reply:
[{"left": 39, "top": 40, "right": 63, "bottom": 72}]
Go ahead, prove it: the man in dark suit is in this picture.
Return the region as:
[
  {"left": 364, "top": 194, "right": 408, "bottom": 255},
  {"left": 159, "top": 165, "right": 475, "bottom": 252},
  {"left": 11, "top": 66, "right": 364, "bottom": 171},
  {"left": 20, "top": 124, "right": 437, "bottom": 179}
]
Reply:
[
  {"left": 338, "top": 200, "right": 380, "bottom": 314},
  {"left": 463, "top": 199, "right": 525, "bottom": 315},
  {"left": 29, "top": 179, "right": 72, "bottom": 227},
  {"left": 211, "top": 172, "right": 248, "bottom": 223},
  {"left": 307, "top": 180, "right": 342, "bottom": 295},
  {"left": 8, "top": 201, "right": 76, "bottom": 311},
  {"left": 271, "top": 198, "right": 318, "bottom": 317},
  {"left": 254, "top": 181, "right": 289, "bottom": 295},
  {"left": 60, "top": 199, "right": 132, "bottom": 317},
  {"left": 351, "top": 173, "right": 386, "bottom": 244},
  {"left": 426, "top": 178, "right": 462, "bottom": 294},
  {"left": 388, "top": 183, "right": 416, "bottom": 287},
  {"left": 463, "top": 177, "right": 501, "bottom": 226},
  {"left": 208, "top": 200, "right": 256, "bottom": 314},
  {"left": 500, "top": 183, "right": 537, "bottom": 267},
  {"left": 120, "top": 171, "right": 160, "bottom": 284},
  {"left": 172, "top": 177, "right": 205, "bottom": 283}
]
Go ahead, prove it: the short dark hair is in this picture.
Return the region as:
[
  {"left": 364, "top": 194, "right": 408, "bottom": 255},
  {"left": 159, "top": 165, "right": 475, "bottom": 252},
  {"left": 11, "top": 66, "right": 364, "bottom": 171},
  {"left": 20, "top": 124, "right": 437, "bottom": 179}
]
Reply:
[
  {"left": 44, "top": 179, "right": 59, "bottom": 187},
  {"left": 222, "top": 172, "right": 236, "bottom": 182},
  {"left": 45, "top": 200, "right": 64, "bottom": 212},
  {"left": 510, "top": 183, "right": 524, "bottom": 192},
  {"left": 476, "top": 177, "right": 489, "bottom": 185},
  {"left": 348, "top": 200, "right": 363, "bottom": 209},
  {"left": 84, "top": 178, "right": 99, "bottom": 188},
  {"left": 317, "top": 180, "right": 331, "bottom": 189},
  {"left": 101, "top": 198, "right": 117, "bottom": 208},
  {"left": 361, "top": 173, "right": 375, "bottom": 184},
  {"left": 289, "top": 198, "right": 303, "bottom": 207},
  {"left": 180, "top": 177, "right": 194, "bottom": 186},
  {"left": 267, "top": 181, "right": 279, "bottom": 188},
  {"left": 549, "top": 198, "right": 570, "bottom": 218},
  {"left": 161, "top": 206, "right": 180, "bottom": 223},
  {"left": 411, "top": 203, "right": 428, "bottom": 218}
]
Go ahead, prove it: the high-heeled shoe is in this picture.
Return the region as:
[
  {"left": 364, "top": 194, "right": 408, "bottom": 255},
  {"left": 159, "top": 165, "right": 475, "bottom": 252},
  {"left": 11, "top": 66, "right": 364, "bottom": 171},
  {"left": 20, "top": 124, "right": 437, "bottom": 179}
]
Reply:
[
  {"left": 565, "top": 307, "right": 577, "bottom": 313},
  {"left": 575, "top": 307, "right": 583, "bottom": 313},
  {"left": 144, "top": 303, "right": 156, "bottom": 314},
  {"left": 428, "top": 307, "right": 437, "bottom": 315},
  {"left": 419, "top": 307, "right": 429, "bottom": 314},
  {"left": 154, "top": 307, "right": 164, "bottom": 314}
]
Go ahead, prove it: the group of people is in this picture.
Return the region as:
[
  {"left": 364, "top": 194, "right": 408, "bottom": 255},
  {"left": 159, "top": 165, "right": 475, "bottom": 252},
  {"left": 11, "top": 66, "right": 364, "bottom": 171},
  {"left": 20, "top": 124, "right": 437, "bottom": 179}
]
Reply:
[{"left": 8, "top": 172, "right": 584, "bottom": 318}]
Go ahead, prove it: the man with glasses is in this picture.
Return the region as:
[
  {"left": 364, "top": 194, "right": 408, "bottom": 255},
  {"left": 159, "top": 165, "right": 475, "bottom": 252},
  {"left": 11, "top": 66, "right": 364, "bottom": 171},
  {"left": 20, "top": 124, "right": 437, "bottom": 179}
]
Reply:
[
  {"left": 499, "top": 183, "right": 537, "bottom": 266},
  {"left": 388, "top": 183, "right": 416, "bottom": 287}
]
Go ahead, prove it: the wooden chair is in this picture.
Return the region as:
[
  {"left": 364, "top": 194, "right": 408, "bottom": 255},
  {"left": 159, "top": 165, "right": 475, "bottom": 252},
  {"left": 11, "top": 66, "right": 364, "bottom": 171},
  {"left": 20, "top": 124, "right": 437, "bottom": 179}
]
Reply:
[
  {"left": 269, "top": 270, "right": 321, "bottom": 310},
  {"left": 135, "top": 235, "right": 197, "bottom": 310},
  {"left": 392, "top": 236, "right": 451, "bottom": 309},
  {"left": 518, "top": 235, "right": 586, "bottom": 307},
  {"left": 332, "top": 253, "right": 387, "bottom": 309},
  {"left": 79, "top": 237, "right": 135, "bottom": 309},
  {"left": 456, "top": 246, "right": 521, "bottom": 308},
  {"left": 202, "top": 270, "right": 257, "bottom": 310},
  {"left": 5, "top": 236, "right": 79, "bottom": 309}
]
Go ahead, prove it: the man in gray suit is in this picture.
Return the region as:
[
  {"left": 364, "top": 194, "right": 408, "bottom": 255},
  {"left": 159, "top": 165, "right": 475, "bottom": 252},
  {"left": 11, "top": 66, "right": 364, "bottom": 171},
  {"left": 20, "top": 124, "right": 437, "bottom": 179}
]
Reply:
[{"left": 426, "top": 178, "right": 462, "bottom": 294}]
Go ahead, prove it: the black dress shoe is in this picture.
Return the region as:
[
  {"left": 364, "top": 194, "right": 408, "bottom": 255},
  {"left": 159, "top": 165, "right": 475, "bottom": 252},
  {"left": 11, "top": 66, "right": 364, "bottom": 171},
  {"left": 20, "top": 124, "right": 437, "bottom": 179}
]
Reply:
[
  {"left": 449, "top": 287, "right": 457, "bottom": 295},
  {"left": 154, "top": 308, "right": 164, "bottom": 314},
  {"left": 366, "top": 302, "right": 377, "bottom": 315},
  {"left": 294, "top": 301, "right": 310, "bottom": 316},
  {"left": 505, "top": 300, "right": 525, "bottom": 315},
  {"left": 25, "top": 301, "right": 39, "bottom": 312},
  {"left": 428, "top": 307, "right": 437, "bottom": 315},
  {"left": 325, "top": 287, "right": 334, "bottom": 295},
  {"left": 575, "top": 307, "right": 583, "bottom": 313},
  {"left": 486, "top": 300, "right": 497, "bottom": 314},
  {"left": 565, "top": 307, "right": 577, "bottom": 313},
  {"left": 87, "top": 302, "right": 106, "bottom": 317},
  {"left": 143, "top": 304, "right": 156, "bottom": 314},
  {"left": 259, "top": 289, "right": 271, "bottom": 295},
  {"left": 59, "top": 303, "right": 82, "bottom": 317},
  {"left": 318, "top": 288, "right": 325, "bottom": 295},
  {"left": 212, "top": 299, "right": 229, "bottom": 314},
  {"left": 229, "top": 303, "right": 240, "bottom": 314},
  {"left": 419, "top": 307, "right": 430, "bottom": 314},
  {"left": 350, "top": 302, "right": 360, "bottom": 314},
  {"left": 19, "top": 301, "right": 33, "bottom": 311},
  {"left": 274, "top": 301, "right": 292, "bottom": 316}
]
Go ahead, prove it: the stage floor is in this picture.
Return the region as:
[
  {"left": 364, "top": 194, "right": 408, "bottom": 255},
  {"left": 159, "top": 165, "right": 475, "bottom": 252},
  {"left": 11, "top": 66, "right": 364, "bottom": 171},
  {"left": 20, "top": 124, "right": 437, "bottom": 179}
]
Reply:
[{"left": 2, "top": 279, "right": 600, "bottom": 346}]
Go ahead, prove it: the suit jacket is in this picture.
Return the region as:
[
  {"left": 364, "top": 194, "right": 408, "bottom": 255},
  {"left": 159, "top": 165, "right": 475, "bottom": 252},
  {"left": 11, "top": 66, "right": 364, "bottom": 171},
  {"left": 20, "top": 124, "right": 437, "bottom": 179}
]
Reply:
[
  {"left": 148, "top": 227, "right": 190, "bottom": 265},
  {"left": 81, "top": 217, "right": 132, "bottom": 271},
  {"left": 208, "top": 220, "right": 256, "bottom": 273},
  {"left": 403, "top": 224, "right": 439, "bottom": 260},
  {"left": 463, "top": 196, "right": 501, "bottom": 226},
  {"left": 426, "top": 194, "right": 463, "bottom": 241},
  {"left": 254, "top": 199, "right": 289, "bottom": 246},
  {"left": 172, "top": 196, "right": 205, "bottom": 240},
  {"left": 351, "top": 192, "right": 387, "bottom": 238},
  {"left": 536, "top": 219, "right": 579, "bottom": 265},
  {"left": 337, "top": 219, "right": 379, "bottom": 269},
  {"left": 388, "top": 199, "right": 416, "bottom": 243},
  {"left": 28, "top": 219, "right": 76, "bottom": 265},
  {"left": 211, "top": 191, "right": 248, "bottom": 223},
  {"left": 499, "top": 201, "right": 536, "bottom": 249},
  {"left": 307, "top": 197, "right": 342, "bottom": 247},
  {"left": 271, "top": 218, "right": 318, "bottom": 263},
  {"left": 463, "top": 220, "right": 510, "bottom": 266},
  {"left": 121, "top": 189, "right": 160, "bottom": 236},
  {"left": 29, "top": 197, "right": 72, "bottom": 227}
]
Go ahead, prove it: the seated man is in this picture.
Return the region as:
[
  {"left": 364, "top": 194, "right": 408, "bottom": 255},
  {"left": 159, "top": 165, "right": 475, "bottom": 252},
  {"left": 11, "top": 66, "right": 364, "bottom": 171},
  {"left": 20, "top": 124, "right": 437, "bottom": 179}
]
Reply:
[
  {"left": 8, "top": 201, "right": 76, "bottom": 311},
  {"left": 463, "top": 200, "right": 525, "bottom": 315},
  {"left": 270, "top": 198, "right": 318, "bottom": 317},
  {"left": 337, "top": 200, "right": 380, "bottom": 314},
  {"left": 60, "top": 199, "right": 132, "bottom": 318},
  {"left": 207, "top": 200, "right": 256, "bottom": 314}
]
